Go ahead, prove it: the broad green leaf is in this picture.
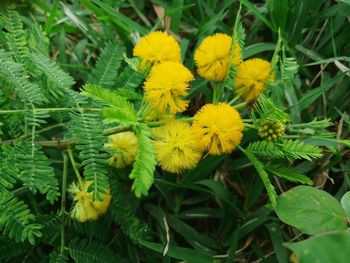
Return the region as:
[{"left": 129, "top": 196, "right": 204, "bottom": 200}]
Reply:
[
  {"left": 285, "top": 231, "right": 350, "bottom": 263},
  {"left": 275, "top": 186, "right": 347, "bottom": 235},
  {"left": 340, "top": 191, "right": 350, "bottom": 221}
]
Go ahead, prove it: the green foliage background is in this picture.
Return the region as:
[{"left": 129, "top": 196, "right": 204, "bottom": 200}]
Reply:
[{"left": 0, "top": 0, "right": 350, "bottom": 262}]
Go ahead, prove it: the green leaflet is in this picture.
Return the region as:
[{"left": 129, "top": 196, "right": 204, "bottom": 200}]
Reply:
[
  {"left": 69, "top": 238, "right": 128, "bottom": 263},
  {"left": 240, "top": 146, "right": 278, "bottom": 207},
  {"left": 247, "top": 139, "right": 323, "bottom": 161},
  {"left": 69, "top": 110, "right": 109, "bottom": 200},
  {"left": 266, "top": 165, "right": 313, "bottom": 185},
  {"left": 16, "top": 143, "right": 60, "bottom": 204},
  {"left": 0, "top": 190, "right": 42, "bottom": 245},
  {"left": 253, "top": 94, "right": 290, "bottom": 122},
  {"left": 82, "top": 84, "right": 137, "bottom": 124},
  {"left": 2, "top": 7, "right": 30, "bottom": 65},
  {"left": 88, "top": 42, "right": 125, "bottom": 89},
  {"left": 109, "top": 177, "right": 150, "bottom": 243},
  {"left": 0, "top": 49, "right": 46, "bottom": 105},
  {"left": 129, "top": 124, "right": 157, "bottom": 197}
]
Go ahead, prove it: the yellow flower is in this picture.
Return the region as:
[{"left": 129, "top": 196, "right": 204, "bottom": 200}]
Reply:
[
  {"left": 133, "top": 31, "right": 181, "bottom": 71},
  {"left": 234, "top": 58, "right": 274, "bottom": 102},
  {"left": 153, "top": 121, "right": 202, "bottom": 173},
  {"left": 104, "top": 132, "right": 138, "bottom": 169},
  {"left": 192, "top": 103, "right": 244, "bottom": 155},
  {"left": 144, "top": 61, "right": 194, "bottom": 114},
  {"left": 69, "top": 181, "right": 112, "bottom": 222},
  {"left": 194, "top": 33, "right": 241, "bottom": 81}
]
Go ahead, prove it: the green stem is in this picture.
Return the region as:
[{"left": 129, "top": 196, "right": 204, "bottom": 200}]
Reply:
[
  {"left": 0, "top": 107, "right": 102, "bottom": 115},
  {"left": 67, "top": 148, "right": 84, "bottom": 187},
  {"left": 234, "top": 101, "right": 248, "bottom": 110},
  {"left": 60, "top": 152, "right": 68, "bottom": 255},
  {"left": 212, "top": 82, "right": 221, "bottom": 104},
  {"left": 228, "top": 95, "right": 240, "bottom": 105},
  {"left": 244, "top": 123, "right": 258, "bottom": 129},
  {"left": 1, "top": 123, "right": 64, "bottom": 144},
  {"left": 242, "top": 119, "right": 253, "bottom": 123}
]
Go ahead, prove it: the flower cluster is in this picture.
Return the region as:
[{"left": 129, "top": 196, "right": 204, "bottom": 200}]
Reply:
[
  {"left": 105, "top": 31, "right": 275, "bottom": 175},
  {"left": 234, "top": 58, "right": 274, "bottom": 102},
  {"left": 69, "top": 180, "right": 111, "bottom": 222},
  {"left": 194, "top": 33, "right": 241, "bottom": 81},
  {"left": 258, "top": 119, "right": 285, "bottom": 141},
  {"left": 104, "top": 131, "right": 138, "bottom": 169}
]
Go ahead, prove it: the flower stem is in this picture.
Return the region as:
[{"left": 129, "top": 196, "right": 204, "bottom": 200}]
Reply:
[
  {"left": 60, "top": 151, "right": 68, "bottom": 255},
  {"left": 234, "top": 101, "right": 248, "bottom": 110},
  {"left": 244, "top": 123, "right": 258, "bottom": 129},
  {"left": 67, "top": 148, "right": 84, "bottom": 187},
  {"left": 228, "top": 95, "right": 240, "bottom": 105}
]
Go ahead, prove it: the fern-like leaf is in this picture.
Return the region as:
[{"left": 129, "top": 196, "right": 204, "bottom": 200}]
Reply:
[
  {"left": 0, "top": 145, "right": 18, "bottom": 191},
  {"left": 30, "top": 51, "right": 75, "bottom": 92},
  {"left": 2, "top": 8, "right": 29, "bottom": 65},
  {"left": 0, "top": 49, "right": 46, "bottom": 105},
  {"left": 278, "top": 139, "right": 323, "bottom": 161},
  {"left": 82, "top": 84, "right": 134, "bottom": 109},
  {"left": 0, "top": 190, "right": 42, "bottom": 244},
  {"left": 281, "top": 56, "right": 299, "bottom": 81},
  {"left": 129, "top": 124, "right": 157, "bottom": 197},
  {"left": 0, "top": 236, "right": 29, "bottom": 260},
  {"left": 114, "top": 65, "right": 145, "bottom": 91},
  {"left": 266, "top": 165, "right": 313, "bottom": 185},
  {"left": 253, "top": 94, "right": 289, "bottom": 122},
  {"left": 88, "top": 42, "right": 125, "bottom": 88},
  {"left": 49, "top": 250, "right": 68, "bottom": 263},
  {"left": 109, "top": 177, "right": 151, "bottom": 243},
  {"left": 69, "top": 238, "right": 128, "bottom": 263},
  {"left": 83, "top": 84, "right": 137, "bottom": 124},
  {"left": 246, "top": 140, "right": 285, "bottom": 158},
  {"left": 16, "top": 143, "right": 60, "bottom": 204},
  {"left": 241, "top": 147, "right": 277, "bottom": 207},
  {"left": 28, "top": 23, "right": 50, "bottom": 55},
  {"left": 69, "top": 110, "right": 109, "bottom": 199}
]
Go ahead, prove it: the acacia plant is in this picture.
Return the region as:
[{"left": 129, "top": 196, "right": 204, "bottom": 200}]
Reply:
[{"left": 0, "top": 2, "right": 349, "bottom": 263}]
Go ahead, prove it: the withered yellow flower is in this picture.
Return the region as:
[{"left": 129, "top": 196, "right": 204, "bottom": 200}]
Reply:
[
  {"left": 133, "top": 31, "right": 181, "bottom": 71},
  {"left": 194, "top": 33, "right": 241, "bottom": 81},
  {"left": 105, "top": 132, "right": 138, "bottom": 169},
  {"left": 69, "top": 181, "right": 112, "bottom": 222},
  {"left": 144, "top": 61, "right": 193, "bottom": 114},
  {"left": 153, "top": 121, "right": 202, "bottom": 173},
  {"left": 192, "top": 103, "right": 244, "bottom": 155},
  {"left": 234, "top": 58, "right": 274, "bottom": 102}
]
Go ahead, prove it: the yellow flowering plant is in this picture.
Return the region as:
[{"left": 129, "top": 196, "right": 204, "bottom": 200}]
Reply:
[{"left": 1, "top": 4, "right": 349, "bottom": 262}]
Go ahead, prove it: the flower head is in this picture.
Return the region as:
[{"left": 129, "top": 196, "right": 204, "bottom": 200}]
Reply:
[
  {"left": 133, "top": 31, "right": 181, "bottom": 71},
  {"left": 234, "top": 58, "right": 274, "bottom": 102},
  {"left": 68, "top": 180, "right": 112, "bottom": 222},
  {"left": 194, "top": 33, "right": 241, "bottom": 81},
  {"left": 258, "top": 119, "right": 285, "bottom": 141},
  {"left": 144, "top": 61, "right": 194, "bottom": 114},
  {"left": 104, "top": 132, "right": 138, "bottom": 169},
  {"left": 192, "top": 103, "right": 244, "bottom": 155},
  {"left": 153, "top": 121, "right": 202, "bottom": 173}
]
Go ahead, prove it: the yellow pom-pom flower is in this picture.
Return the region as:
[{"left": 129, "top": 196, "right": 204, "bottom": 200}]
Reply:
[
  {"left": 153, "top": 121, "right": 202, "bottom": 173},
  {"left": 194, "top": 33, "right": 241, "bottom": 81},
  {"left": 68, "top": 180, "right": 112, "bottom": 222},
  {"left": 104, "top": 132, "right": 138, "bottom": 169},
  {"left": 234, "top": 58, "right": 274, "bottom": 102},
  {"left": 192, "top": 103, "right": 244, "bottom": 155},
  {"left": 144, "top": 61, "right": 194, "bottom": 114},
  {"left": 133, "top": 31, "right": 181, "bottom": 70}
]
